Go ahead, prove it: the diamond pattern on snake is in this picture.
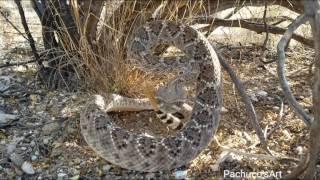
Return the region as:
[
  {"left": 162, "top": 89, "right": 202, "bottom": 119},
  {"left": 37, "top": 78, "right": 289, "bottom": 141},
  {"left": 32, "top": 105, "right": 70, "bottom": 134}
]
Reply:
[{"left": 80, "top": 20, "right": 223, "bottom": 172}]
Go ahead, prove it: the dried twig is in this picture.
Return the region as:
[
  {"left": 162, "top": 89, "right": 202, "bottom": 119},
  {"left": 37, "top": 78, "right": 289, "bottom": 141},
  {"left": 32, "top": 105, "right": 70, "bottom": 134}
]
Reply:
[
  {"left": 266, "top": 98, "right": 286, "bottom": 139},
  {"left": 14, "top": 0, "right": 43, "bottom": 68},
  {"left": 277, "top": 14, "right": 312, "bottom": 126},
  {"left": 217, "top": 51, "right": 268, "bottom": 153},
  {"left": 262, "top": 0, "right": 269, "bottom": 48},
  {"left": 0, "top": 8, "right": 28, "bottom": 40},
  {"left": 278, "top": 1, "right": 320, "bottom": 178},
  {"left": 194, "top": 17, "right": 313, "bottom": 48},
  {"left": 302, "top": 1, "right": 320, "bottom": 178}
]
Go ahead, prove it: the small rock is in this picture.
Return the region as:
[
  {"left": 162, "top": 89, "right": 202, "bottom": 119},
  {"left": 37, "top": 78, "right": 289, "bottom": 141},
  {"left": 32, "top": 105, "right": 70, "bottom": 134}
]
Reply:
[
  {"left": 43, "top": 138, "right": 50, "bottom": 144},
  {"left": 31, "top": 155, "right": 37, "bottom": 161},
  {"left": 0, "top": 113, "right": 18, "bottom": 127},
  {"left": 0, "top": 76, "right": 13, "bottom": 92},
  {"left": 221, "top": 107, "right": 229, "bottom": 113},
  {"left": 10, "top": 152, "right": 24, "bottom": 166},
  {"left": 256, "top": 90, "right": 268, "bottom": 97},
  {"left": 42, "top": 122, "right": 60, "bottom": 135},
  {"left": 21, "top": 161, "right": 35, "bottom": 175},
  {"left": 20, "top": 147, "right": 27, "bottom": 151},
  {"left": 272, "top": 106, "right": 280, "bottom": 111},
  {"left": 295, "top": 146, "right": 305, "bottom": 155},
  {"left": 57, "top": 172, "right": 68, "bottom": 180},
  {"left": 71, "top": 95, "right": 77, "bottom": 100},
  {"left": 35, "top": 151, "right": 40, "bottom": 156},
  {"left": 210, "top": 164, "right": 220, "bottom": 171},
  {"left": 30, "top": 141, "right": 36, "bottom": 147},
  {"left": 70, "top": 175, "right": 80, "bottom": 180},
  {"left": 174, "top": 170, "right": 188, "bottom": 179}
]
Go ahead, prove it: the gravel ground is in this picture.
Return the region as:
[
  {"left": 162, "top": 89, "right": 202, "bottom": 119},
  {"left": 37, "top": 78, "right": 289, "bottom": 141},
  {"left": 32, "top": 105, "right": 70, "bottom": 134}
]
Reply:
[{"left": 0, "top": 44, "right": 317, "bottom": 179}]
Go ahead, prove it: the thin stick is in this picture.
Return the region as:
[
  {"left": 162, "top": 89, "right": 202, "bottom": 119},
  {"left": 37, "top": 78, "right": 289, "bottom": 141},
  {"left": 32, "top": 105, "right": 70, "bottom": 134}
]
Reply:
[
  {"left": 194, "top": 17, "right": 313, "bottom": 48},
  {"left": 217, "top": 52, "right": 268, "bottom": 152},
  {"left": 0, "top": 9, "right": 28, "bottom": 40},
  {"left": 266, "top": 99, "right": 286, "bottom": 139},
  {"left": 277, "top": 14, "right": 311, "bottom": 126},
  {"left": 262, "top": 0, "right": 269, "bottom": 48},
  {"left": 14, "top": 0, "right": 45, "bottom": 83}
]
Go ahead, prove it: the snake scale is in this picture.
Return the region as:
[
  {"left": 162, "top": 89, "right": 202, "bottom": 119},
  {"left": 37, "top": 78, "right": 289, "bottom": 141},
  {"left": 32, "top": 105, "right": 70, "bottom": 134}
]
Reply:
[{"left": 80, "top": 20, "right": 223, "bottom": 172}]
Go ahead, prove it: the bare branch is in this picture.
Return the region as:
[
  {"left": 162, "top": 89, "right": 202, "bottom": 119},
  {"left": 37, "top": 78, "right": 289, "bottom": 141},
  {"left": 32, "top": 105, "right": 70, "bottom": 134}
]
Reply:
[
  {"left": 262, "top": 0, "right": 269, "bottom": 48},
  {"left": 0, "top": 8, "right": 28, "bottom": 40},
  {"left": 303, "top": 0, "right": 320, "bottom": 178},
  {"left": 194, "top": 17, "right": 313, "bottom": 48},
  {"left": 277, "top": 14, "right": 312, "bottom": 126},
  {"left": 14, "top": 0, "right": 43, "bottom": 69},
  {"left": 217, "top": 52, "right": 268, "bottom": 151}
]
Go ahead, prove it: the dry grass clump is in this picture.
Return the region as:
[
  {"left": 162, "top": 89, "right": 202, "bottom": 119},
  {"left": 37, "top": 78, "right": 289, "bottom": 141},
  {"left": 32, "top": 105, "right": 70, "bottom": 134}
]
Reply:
[{"left": 49, "top": 0, "right": 209, "bottom": 96}]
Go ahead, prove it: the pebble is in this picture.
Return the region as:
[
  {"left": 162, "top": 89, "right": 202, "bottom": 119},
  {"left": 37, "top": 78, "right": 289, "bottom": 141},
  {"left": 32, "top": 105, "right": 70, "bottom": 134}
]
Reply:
[
  {"left": 31, "top": 155, "right": 37, "bottom": 161},
  {"left": 57, "top": 172, "right": 68, "bottom": 180},
  {"left": 0, "top": 113, "right": 18, "bottom": 127},
  {"left": 221, "top": 107, "right": 229, "bottom": 113},
  {"left": 9, "top": 152, "right": 24, "bottom": 166},
  {"left": 21, "top": 161, "right": 35, "bottom": 175},
  {"left": 174, "top": 170, "right": 188, "bottom": 179},
  {"left": 256, "top": 90, "right": 268, "bottom": 97},
  {"left": 70, "top": 175, "right": 80, "bottom": 180},
  {"left": 43, "top": 137, "right": 51, "bottom": 144},
  {"left": 295, "top": 146, "right": 305, "bottom": 155},
  {"left": 30, "top": 141, "right": 36, "bottom": 147},
  {"left": 272, "top": 106, "right": 280, "bottom": 111},
  {"left": 35, "top": 151, "right": 40, "bottom": 156},
  {"left": 210, "top": 164, "right": 219, "bottom": 171}
]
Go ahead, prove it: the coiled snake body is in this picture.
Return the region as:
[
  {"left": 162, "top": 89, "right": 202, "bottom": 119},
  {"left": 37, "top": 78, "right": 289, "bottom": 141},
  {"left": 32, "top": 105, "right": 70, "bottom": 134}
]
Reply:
[{"left": 80, "top": 20, "right": 223, "bottom": 172}]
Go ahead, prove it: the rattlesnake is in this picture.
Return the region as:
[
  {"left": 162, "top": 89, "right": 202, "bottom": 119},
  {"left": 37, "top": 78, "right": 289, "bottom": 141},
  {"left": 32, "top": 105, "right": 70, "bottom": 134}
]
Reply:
[{"left": 80, "top": 20, "right": 223, "bottom": 172}]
